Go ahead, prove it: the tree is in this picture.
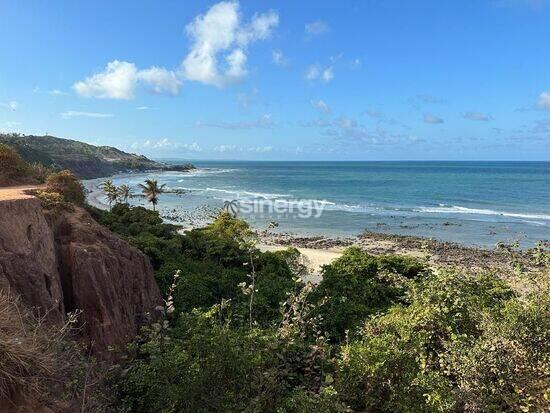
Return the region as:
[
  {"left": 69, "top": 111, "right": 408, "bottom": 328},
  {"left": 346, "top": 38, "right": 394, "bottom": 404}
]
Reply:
[
  {"left": 118, "top": 184, "right": 131, "bottom": 205},
  {"left": 138, "top": 179, "right": 165, "bottom": 211},
  {"left": 45, "top": 170, "right": 85, "bottom": 205},
  {"left": 100, "top": 179, "right": 118, "bottom": 211}
]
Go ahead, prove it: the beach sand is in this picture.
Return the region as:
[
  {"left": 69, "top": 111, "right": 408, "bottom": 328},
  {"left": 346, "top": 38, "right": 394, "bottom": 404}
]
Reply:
[{"left": 258, "top": 244, "right": 343, "bottom": 283}]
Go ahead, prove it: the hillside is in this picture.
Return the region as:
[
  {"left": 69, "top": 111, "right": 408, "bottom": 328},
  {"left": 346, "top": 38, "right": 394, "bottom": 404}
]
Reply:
[{"left": 0, "top": 133, "right": 194, "bottom": 179}]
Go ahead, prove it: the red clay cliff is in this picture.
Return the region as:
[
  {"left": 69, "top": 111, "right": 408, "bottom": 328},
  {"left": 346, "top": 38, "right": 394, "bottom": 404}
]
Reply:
[{"left": 0, "top": 188, "right": 161, "bottom": 355}]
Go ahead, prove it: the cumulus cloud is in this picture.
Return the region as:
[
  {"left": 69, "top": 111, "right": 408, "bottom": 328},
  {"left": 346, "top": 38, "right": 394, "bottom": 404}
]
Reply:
[
  {"left": 50, "top": 89, "right": 67, "bottom": 96},
  {"left": 463, "top": 111, "right": 491, "bottom": 121},
  {"left": 310, "top": 99, "right": 331, "bottom": 113},
  {"left": 61, "top": 110, "right": 114, "bottom": 119},
  {"left": 74, "top": 60, "right": 181, "bottom": 99},
  {"left": 182, "top": 1, "right": 278, "bottom": 87},
  {"left": 74, "top": 61, "right": 138, "bottom": 99},
  {"left": 137, "top": 67, "right": 182, "bottom": 95},
  {"left": 423, "top": 113, "right": 444, "bottom": 124},
  {"left": 196, "top": 113, "right": 273, "bottom": 129},
  {"left": 537, "top": 91, "right": 550, "bottom": 110},
  {"left": 305, "top": 64, "right": 334, "bottom": 83},
  {"left": 305, "top": 20, "right": 329, "bottom": 38}
]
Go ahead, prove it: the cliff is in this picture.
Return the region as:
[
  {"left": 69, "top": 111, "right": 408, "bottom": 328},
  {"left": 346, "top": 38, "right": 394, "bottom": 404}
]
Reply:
[{"left": 0, "top": 188, "right": 162, "bottom": 355}]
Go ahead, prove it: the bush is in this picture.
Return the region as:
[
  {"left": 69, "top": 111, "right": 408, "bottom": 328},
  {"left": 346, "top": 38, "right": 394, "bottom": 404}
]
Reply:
[
  {"left": 334, "top": 270, "right": 515, "bottom": 412},
  {"left": 312, "top": 247, "right": 425, "bottom": 341},
  {"left": 45, "top": 169, "right": 85, "bottom": 205},
  {"left": 34, "top": 190, "right": 73, "bottom": 211},
  {"left": 451, "top": 285, "right": 550, "bottom": 412},
  {"left": 0, "top": 143, "right": 49, "bottom": 186},
  {"left": 110, "top": 311, "right": 287, "bottom": 412}
]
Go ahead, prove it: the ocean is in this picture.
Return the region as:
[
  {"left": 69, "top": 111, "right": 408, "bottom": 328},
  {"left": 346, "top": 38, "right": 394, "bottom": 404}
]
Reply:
[{"left": 85, "top": 161, "right": 550, "bottom": 248}]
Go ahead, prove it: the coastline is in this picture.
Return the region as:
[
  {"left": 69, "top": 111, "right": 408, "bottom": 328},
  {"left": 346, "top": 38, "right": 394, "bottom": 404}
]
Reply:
[
  {"left": 85, "top": 172, "right": 548, "bottom": 282},
  {"left": 258, "top": 231, "right": 548, "bottom": 281}
]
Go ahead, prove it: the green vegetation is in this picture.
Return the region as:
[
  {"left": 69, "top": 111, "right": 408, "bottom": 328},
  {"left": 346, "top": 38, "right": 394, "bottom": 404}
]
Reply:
[
  {"left": 89, "top": 203, "right": 549, "bottom": 412},
  {"left": 117, "top": 184, "right": 131, "bottom": 205},
  {"left": 0, "top": 143, "right": 50, "bottom": 186},
  {"left": 45, "top": 170, "right": 86, "bottom": 205},
  {"left": 0, "top": 133, "right": 195, "bottom": 179},
  {"left": 138, "top": 179, "right": 166, "bottom": 211},
  {"left": 99, "top": 179, "right": 118, "bottom": 210}
]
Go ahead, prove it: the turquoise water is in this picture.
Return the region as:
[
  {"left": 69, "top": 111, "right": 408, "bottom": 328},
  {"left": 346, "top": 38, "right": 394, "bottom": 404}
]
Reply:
[{"left": 87, "top": 161, "right": 550, "bottom": 248}]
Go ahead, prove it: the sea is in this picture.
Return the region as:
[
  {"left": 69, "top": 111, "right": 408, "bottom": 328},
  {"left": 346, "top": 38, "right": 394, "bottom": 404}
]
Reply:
[{"left": 84, "top": 161, "right": 550, "bottom": 248}]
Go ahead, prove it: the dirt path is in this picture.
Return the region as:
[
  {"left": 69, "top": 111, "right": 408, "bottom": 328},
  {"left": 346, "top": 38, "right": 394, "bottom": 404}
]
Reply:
[{"left": 0, "top": 185, "right": 42, "bottom": 201}]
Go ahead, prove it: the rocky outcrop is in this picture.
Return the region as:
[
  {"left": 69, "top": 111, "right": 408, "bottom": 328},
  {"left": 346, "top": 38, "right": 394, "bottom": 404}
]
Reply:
[{"left": 0, "top": 192, "right": 162, "bottom": 355}]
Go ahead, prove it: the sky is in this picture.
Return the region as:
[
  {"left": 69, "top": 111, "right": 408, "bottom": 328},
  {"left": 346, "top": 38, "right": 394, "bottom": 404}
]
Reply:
[{"left": 1, "top": 0, "right": 549, "bottom": 161}]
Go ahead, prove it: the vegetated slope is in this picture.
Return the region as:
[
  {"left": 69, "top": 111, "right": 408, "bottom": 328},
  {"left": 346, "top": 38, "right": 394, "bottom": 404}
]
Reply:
[{"left": 0, "top": 133, "right": 193, "bottom": 179}]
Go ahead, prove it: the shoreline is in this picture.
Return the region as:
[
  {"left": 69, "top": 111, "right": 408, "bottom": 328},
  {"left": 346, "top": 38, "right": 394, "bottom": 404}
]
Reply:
[
  {"left": 257, "top": 230, "right": 548, "bottom": 283},
  {"left": 84, "top": 173, "right": 548, "bottom": 278}
]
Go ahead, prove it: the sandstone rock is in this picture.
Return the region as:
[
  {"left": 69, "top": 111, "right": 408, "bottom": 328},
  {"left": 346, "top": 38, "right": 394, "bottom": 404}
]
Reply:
[{"left": 0, "top": 193, "right": 162, "bottom": 355}]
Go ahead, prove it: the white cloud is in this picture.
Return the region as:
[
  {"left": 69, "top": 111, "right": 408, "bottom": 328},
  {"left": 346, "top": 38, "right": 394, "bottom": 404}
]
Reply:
[
  {"left": 74, "top": 60, "right": 181, "bottom": 99},
  {"left": 305, "top": 20, "right": 329, "bottom": 38},
  {"left": 137, "top": 106, "right": 150, "bottom": 110},
  {"left": 182, "top": 141, "right": 202, "bottom": 152},
  {"left": 272, "top": 50, "right": 289, "bottom": 66},
  {"left": 305, "top": 64, "right": 334, "bottom": 83},
  {"left": 424, "top": 113, "right": 444, "bottom": 124},
  {"left": 182, "top": 1, "right": 278, "bottom": 87},
  {"left": 322, "top": 67, "right": 334, "bottom": 83},
  {"left": 249, "top": 145, "right": 272, "bottom": 153},
  {"left": 463, "top": 111, "right": 490, "bottom": 121},
  {"left": 305, "top": 65, "right": 321, "bottom": 81},
  {"left": 137, "top": 67, "right": 182, "bottom": 95},
  {"left": 74, "top": 61, "right": 138, "bottom": 99},
  {"left": 61, "top": 110, "right": 114, "bottom": 119},
  {"left": 214, "top": 144, "right": 237, "bottom": 152},
  {"left": 1, "top": 101, "right": 18, "bottom": 111},
  {"left": 310, "top": 99, "right": 331, "bottom": 114},
  {"left": 139, "top": 138, "right": 202, "bottom": 151},
  {"left": 537, "top": 91, "right": 550, "bottom": 110}
]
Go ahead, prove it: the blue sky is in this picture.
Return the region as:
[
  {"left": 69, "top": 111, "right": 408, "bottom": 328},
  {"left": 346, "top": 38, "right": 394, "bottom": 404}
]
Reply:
[{"left": 1, "top": 0, "right": 549, "bottom": 160}]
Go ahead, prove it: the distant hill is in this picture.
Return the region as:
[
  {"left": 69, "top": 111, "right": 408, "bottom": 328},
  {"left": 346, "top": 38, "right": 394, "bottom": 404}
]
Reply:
[{"left": 0, "top": 134, "right": 194, "bottom": 179}]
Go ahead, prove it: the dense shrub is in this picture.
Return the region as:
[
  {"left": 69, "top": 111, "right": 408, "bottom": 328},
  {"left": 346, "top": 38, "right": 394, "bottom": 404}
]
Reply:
[
  {"left": 95, "top": 204, "right": 547, "bottom": 412},
  {"left": 0, "top": 143, "right": 48, "bottom": 185},
  {"left": 312, "top": 247, "right": 426, "bottom": 341},
  {"left": 45, "top": 169, "right": 85, "bottom": 205},
  {"left": 335, "top": 270, "right": 515, "bottom": 412},
  {"left": 451, "top": 284, "right": 550, "bottom": 412},
  {"left": 110, "top": 311, "right": 288, "bottom": 412}
]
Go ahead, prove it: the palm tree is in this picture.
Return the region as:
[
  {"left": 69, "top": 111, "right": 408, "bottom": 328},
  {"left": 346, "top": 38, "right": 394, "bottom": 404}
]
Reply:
[
  {"left": 118, "top": 184, "right": 131, "bottom": 205},
  {"left": 138, "top": 179, "right": 165, "bottom": 211},
  {"left": 99, "top": 179, "right": 118, "bottom": 211},
  {"left": 221, "top": 200, "right": 239, "bottom": 217}
]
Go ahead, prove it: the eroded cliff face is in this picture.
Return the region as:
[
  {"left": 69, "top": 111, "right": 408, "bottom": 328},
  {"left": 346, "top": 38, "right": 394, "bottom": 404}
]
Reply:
[{"left": 0, "top": 195, "right": 162, "bottom": 355}]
